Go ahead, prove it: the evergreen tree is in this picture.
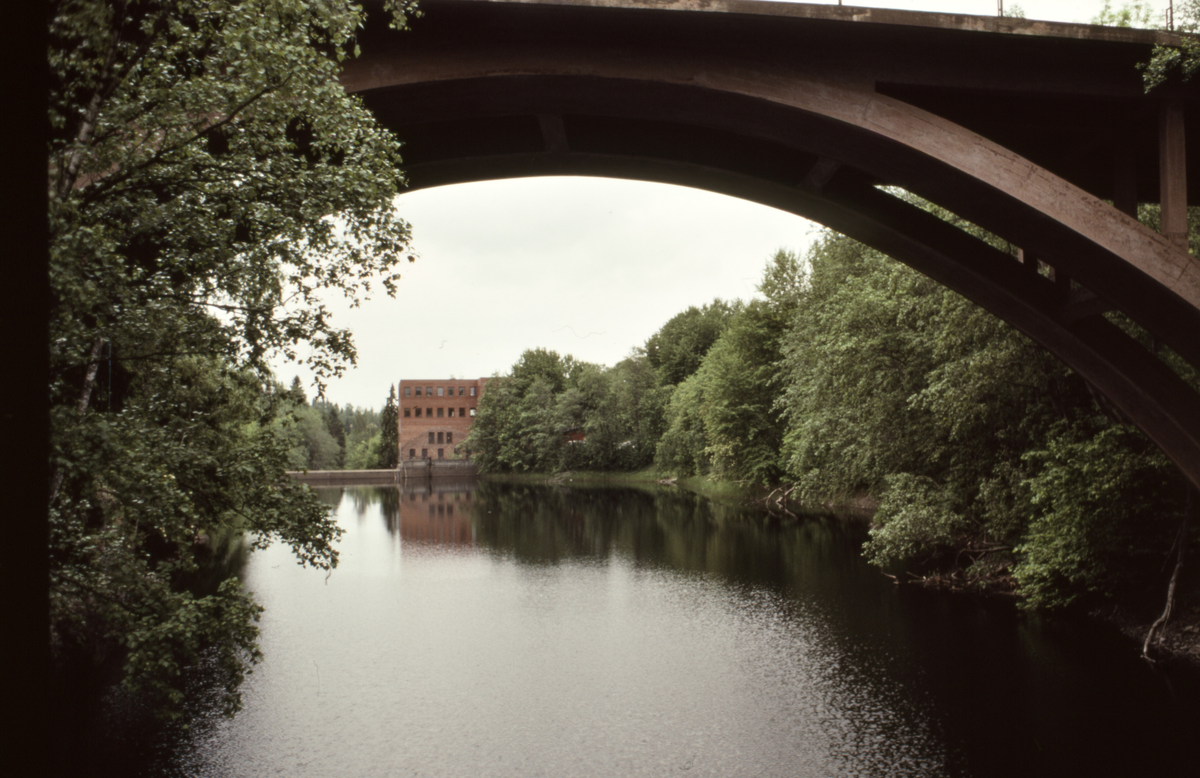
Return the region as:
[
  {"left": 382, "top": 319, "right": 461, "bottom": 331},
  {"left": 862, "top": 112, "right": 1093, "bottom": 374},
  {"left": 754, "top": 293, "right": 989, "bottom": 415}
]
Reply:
[
  {"left": 324, "top": 404, "right": 347, "bottom": 468},
  {"left": 377, "top": 385, "right": 399, "bottom": 469}
]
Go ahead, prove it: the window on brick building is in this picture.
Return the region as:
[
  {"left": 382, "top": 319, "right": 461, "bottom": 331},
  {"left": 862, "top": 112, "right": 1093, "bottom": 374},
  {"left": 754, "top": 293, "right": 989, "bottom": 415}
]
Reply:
[
  {"left": 437, "top": 431, "right": 443, "bottom": 444},
  {"left": 459, "top": 386, "right": 465, "bottom": 396},
  {"left": 428, "top": 432, "right": 434, "bottom": 444},
  {"left": 448, "top": 408, "right": 455, "bottom": 418},
  {"left": 403, "top": 408, "right": 410, "bottom": 417},
  {"left": 470, "top": 408, "right": 476, "bottom": 417},
  {"left": 459, "top": 407, "right": 465, "bottom": 417},
  {"left": 437, "top": 407, "right": 444, "bottom": 418},
  {"left": 421, "top": 448, "right": 427, "bottom": 458},
  {"left": 404, "top": 386, "right": 410, "bottom": 397},
  {"left": 437, "top": 448, "right": 444, "bottom": 459},
  {"left": 446, "top": 432, "right": 453, "bottom": 444},
  {"left": 426, "top": 386, "right": 432, "bottom": 396},
  {"left": 437, "top": 386, "right": 443, "bottom": 397},
  {"left": 470, "top": 386, "right": 476, "bottom": 397},
  {"left": 415, "top": 386, "right": 422, "bottom": 397},
  {"left": 409, "top": 449, "right": 415, "bottom": 459},
  {"left": 414, "top": 408, "right": 422, "bottom": 418}
]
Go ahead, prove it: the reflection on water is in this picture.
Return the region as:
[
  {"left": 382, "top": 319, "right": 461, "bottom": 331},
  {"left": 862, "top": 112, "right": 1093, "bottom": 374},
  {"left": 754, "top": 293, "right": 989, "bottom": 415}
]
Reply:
[{"left": 60, "top": 481, "right": 1200, "bottom": 778}]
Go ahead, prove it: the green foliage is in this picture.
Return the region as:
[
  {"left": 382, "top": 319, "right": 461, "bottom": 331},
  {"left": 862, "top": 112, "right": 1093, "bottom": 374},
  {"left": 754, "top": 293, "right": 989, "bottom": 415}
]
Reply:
[
  {"left": 467, "top": 348, "right": 668, "bottom": 474},
  {"left": 377, "top": 385, "right": 399, "bottom": 468},
  {"left": 585, "top": 352, "right": 670, "bottom": 470},
  {"left": 655, "top": 295, "right": 789, "bottom": 485},
  {"left": 341, "top": 402, "right": 382, "bottom": 469},
  {"left": 863, "top": 474, "right": 969, "bottom": 567},
  {"left": 345, "top": 431, "right": 382, "bottom": 470},
  {"left": 653, "top": 250, "right": 804, "bottom": 484},
  {"left": 1139, "top": 0, "right": 1200, "bottom": 90},
  {"left": 645, "top": 299, "right": 741, "bottom": 385},
  {"left": 49, "top": 0, "right": 416, "bottom": 716},
  {"left": 274, "top": 399, "right": 342, "bottom": 470},
  {"left": 655, "top": 374, "right": 710, "bottom": 477},
  {"left": 321, "top": 403, "right": 347, "bottom": 465},
  {"left": 510, "top": 347, "right": 571, "bottom": 395},
  {"left": 1014, "top": 426, "right": 1184, "bottom": 610},
  {"left": 777, "top": 235, "right": 947, "bottom": 503},
  {"left": 1090, "top": 0, "right": 1156, "bottom": 27},
  {"left": 693, "top": 301, "right": 787, "bottom": 483}
]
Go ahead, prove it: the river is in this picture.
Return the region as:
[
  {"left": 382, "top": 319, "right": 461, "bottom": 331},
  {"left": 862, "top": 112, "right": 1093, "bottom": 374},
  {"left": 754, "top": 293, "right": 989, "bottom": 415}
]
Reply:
[{"left": 60, "top": 481, "right": 1200, "bottom": 777}]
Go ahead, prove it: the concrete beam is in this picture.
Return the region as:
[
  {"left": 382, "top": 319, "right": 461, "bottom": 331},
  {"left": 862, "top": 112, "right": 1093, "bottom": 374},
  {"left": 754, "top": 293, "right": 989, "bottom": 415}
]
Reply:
[
  {"left": 537, "top": 114, "right": 569, "bottom": 152},
  {"left": 1058, "top": 288, "right": 1114, "bottom": 324},
  {"left": 1160, "top": 102, "right": 1188, "bottom": 252},
  {"left": 799, "top": 156, "right": 841, "bottom": 191}
]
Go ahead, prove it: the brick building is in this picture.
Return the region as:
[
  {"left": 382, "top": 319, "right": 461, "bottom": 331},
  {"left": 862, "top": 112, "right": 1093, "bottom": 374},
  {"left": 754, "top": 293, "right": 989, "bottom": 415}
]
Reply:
[{"left": 397, "top": 378, "right": 487, "bottom": 461}]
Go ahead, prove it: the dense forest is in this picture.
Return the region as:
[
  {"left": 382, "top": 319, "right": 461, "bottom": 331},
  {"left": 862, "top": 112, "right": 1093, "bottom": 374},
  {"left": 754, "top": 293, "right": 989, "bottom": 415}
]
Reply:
[
  {"left": 274, "top": 377, "right": 392, "bottom": 472},
  {"left": 466, "top": 207, "right": 1200, "bottom": 620}
]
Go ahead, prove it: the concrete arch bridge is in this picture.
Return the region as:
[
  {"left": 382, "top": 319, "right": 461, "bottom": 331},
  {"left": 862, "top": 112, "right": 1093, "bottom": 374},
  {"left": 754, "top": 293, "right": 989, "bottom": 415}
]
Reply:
[{"left": 344, "top": 0, "right": 1200, "bottom": 489}]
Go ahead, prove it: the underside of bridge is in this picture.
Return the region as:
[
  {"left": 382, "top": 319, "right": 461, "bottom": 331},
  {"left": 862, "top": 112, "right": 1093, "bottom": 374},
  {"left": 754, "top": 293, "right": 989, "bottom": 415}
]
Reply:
[{"left": 346, "top": 0, "right": 1200, "bottom": 489}]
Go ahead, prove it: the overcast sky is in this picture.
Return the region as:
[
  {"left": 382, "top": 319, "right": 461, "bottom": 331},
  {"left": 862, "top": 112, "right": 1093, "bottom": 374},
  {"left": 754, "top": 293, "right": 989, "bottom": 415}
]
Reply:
[{"left": 282, "top": 0, "right": 1166, "bottom": 409}]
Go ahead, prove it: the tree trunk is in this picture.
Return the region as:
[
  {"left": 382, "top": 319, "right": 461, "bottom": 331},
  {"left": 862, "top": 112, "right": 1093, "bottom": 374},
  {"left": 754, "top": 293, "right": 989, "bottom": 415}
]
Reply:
[{"left": 1143, "top": 486, "right": 1195, "bottom": 660}]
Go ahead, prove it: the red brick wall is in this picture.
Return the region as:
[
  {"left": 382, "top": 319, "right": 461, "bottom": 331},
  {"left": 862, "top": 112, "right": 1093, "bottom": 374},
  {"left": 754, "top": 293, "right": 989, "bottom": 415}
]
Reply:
[
  {"left": 395, "top": 487, "right": 476, "bottom": 545},
  {"left": 397, "top": 378, "right": 488, "bottom": 460}
]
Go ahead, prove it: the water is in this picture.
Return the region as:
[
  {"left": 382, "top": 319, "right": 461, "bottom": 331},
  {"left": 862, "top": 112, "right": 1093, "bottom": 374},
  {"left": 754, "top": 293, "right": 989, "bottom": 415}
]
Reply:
[{"left": 60, "top": 482, "right": 1200, "bottom": 777}]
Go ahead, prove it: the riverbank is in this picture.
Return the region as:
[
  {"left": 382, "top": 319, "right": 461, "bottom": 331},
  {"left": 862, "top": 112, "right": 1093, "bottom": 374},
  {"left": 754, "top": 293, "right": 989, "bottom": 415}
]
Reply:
[{"left": 478, "top": 469, "right": 877, "bottom": 515}]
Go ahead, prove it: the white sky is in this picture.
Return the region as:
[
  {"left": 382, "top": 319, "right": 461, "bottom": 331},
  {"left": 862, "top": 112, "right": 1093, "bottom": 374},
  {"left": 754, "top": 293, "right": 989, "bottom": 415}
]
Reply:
[{"left": 283, "top": 0, "right": 1168, "bottom": 409}]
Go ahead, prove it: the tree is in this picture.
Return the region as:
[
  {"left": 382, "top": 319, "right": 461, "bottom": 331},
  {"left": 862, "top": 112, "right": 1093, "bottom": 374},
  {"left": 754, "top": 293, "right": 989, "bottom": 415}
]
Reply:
[
  {"left": 654, "top": 251, "right": 799, "bottom": 484},
  {"left": 49, "top": 0, "right": 418, "bottom": 716},
  {"left": 645, "top": 299, "right": 741, "bottom": 386},
  {"left": 1090, "top": 0, "right": 1155, "bottom": 27},
  {"left": 316, "top": 402, "right": 347, "bottom": 467},
  {"left": 585, "top": 351, "right": 668, "bottom": 470},
  {"left": 691, "top": 299, "right": 787, "bottom": 484},
  {"left": 342, "top": 402, "right": 381, "bottom": 469},
  {"left": 377, "top": 384, "right": 399, "bottom": 469},
  {"left": 510, "top": 347, "right": 569, "bottom": 395}
]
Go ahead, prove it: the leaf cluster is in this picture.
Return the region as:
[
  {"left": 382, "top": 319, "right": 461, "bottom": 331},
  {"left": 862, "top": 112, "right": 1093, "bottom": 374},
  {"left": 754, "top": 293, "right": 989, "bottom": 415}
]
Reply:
[
  {"left": 466, "top": 348, "right": 669, "bottom": 474},
  {"left": 49, "top": 0, "right": 417, "bottom": 716}
]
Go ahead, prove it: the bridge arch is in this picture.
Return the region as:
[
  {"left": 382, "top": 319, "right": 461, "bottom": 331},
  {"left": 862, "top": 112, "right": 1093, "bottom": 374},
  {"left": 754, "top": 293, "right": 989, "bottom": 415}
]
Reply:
[{"left": 346, "top": 0, "right": 1200, "bottom": 488}]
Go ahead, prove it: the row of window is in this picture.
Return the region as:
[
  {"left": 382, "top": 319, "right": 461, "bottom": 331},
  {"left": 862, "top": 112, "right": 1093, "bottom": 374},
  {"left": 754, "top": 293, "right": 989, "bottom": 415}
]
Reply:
[
  {"left": 404, "top": 385, "right": 476, "bottom": 398},
  {"left": 405, "top": 492, "right": 472, "bottom": 502},
  {"left": 427, "top": 431, "right": 452, "bottom": 445},
  {"left": 410, "top": 448, "right": 446, "bottom": 459},
  {"left": 403, "top": 407, "right": 475, "bottom": 418}
]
